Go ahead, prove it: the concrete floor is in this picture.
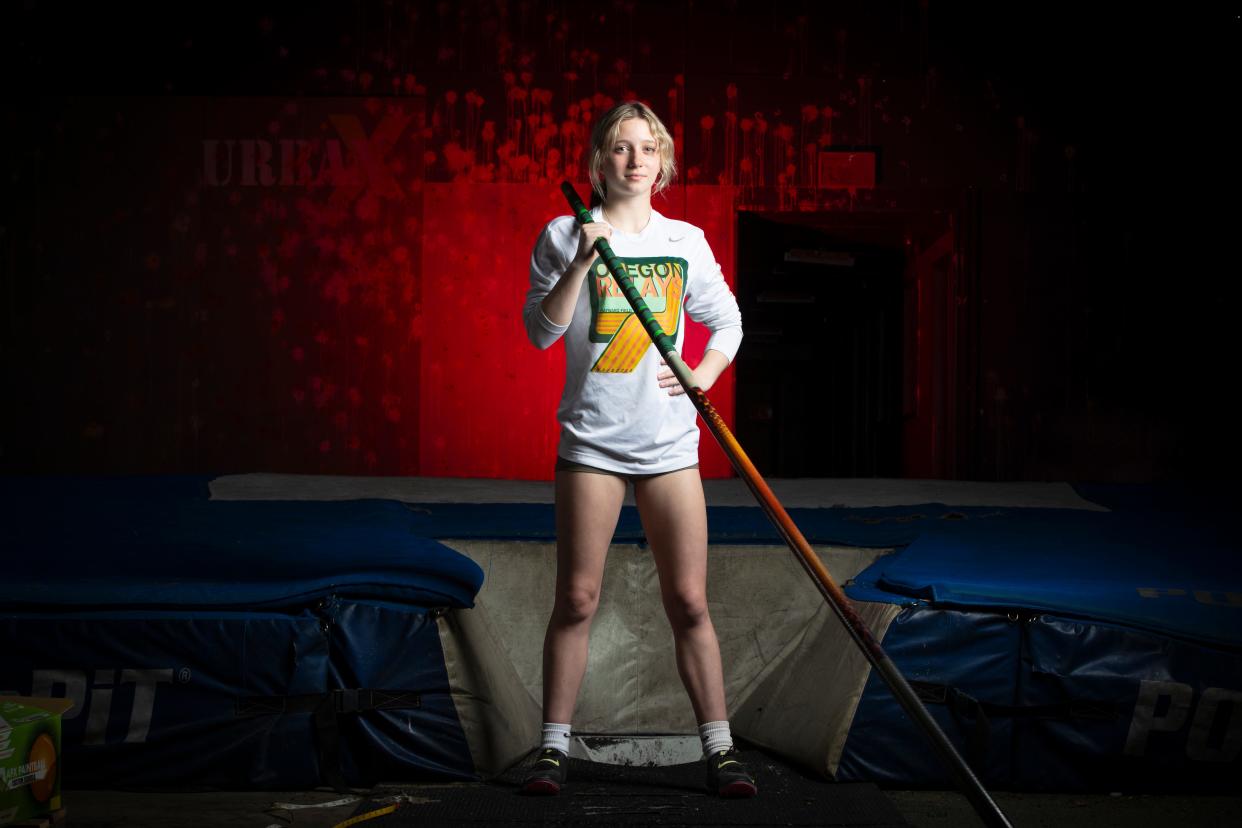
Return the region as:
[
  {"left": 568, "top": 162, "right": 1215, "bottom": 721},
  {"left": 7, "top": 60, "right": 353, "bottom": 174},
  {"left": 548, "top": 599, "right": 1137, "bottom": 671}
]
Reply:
[
  {"left": 886, "top": 790, "right": 1242, "bottom": 828},
  {"left": 57, "top": 787, "right": 1242, "bottom": 828}
]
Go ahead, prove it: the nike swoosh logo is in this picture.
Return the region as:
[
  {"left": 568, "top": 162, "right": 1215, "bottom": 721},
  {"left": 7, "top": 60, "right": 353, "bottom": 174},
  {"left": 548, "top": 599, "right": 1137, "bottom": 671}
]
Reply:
[
  {"left": 719, "top": 760, "right": 740, "bottom": 768},
  {"left": 539, "top": 758, "right": 561, "bottom": 767}
]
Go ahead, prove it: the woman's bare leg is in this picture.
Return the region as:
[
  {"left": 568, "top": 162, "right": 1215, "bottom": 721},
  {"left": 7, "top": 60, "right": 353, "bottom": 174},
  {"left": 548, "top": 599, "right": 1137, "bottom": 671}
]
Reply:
[
  {"left": 541, "top": 469, "right": 626, "bottom": 724},
  {"left": 633, "top": 467, "right": 728, "bottom": 724}
]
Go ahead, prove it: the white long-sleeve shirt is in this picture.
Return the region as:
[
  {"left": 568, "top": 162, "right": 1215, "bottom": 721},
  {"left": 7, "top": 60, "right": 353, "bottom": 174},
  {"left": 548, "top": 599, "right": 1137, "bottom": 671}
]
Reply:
[{"left": 523, "top": 207, "right": 743, "bottom": 474}]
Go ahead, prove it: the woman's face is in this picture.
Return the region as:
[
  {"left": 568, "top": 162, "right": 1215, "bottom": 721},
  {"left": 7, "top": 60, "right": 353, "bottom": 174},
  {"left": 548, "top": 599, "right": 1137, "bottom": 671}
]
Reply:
[{"left": 600, "top": 118, "right": 660, "bottom": 201}]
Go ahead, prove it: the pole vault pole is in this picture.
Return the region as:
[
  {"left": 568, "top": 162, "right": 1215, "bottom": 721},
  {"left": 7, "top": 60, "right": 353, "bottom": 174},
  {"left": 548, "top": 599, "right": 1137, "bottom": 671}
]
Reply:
[{"left": 560, "top": 181, "right": 1012, "bottom": 828}]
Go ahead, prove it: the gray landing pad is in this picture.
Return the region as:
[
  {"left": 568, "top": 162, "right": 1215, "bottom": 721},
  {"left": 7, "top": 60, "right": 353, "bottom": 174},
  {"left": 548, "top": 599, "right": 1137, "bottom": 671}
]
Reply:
[{"left": 352, "top": 749, "right": 909, "bottom": 826}]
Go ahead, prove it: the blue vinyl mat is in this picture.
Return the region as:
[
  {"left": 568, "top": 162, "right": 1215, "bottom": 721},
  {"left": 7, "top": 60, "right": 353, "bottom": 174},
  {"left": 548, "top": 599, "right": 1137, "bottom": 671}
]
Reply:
[
  {"left": 0, "top": 474, "right": 483, "bottom": 788},
  {"left": 4, "top": 474, "right": 1237, "bottom": 791},
  {"left": 840, "top": 492, "right": 1241, "bottom": 791},
  {"left": 845, "top": 505, "right": 1239, "bottom": 648},
  {"left": 3, "top": 477, "right": 484, "bottom": 611}
]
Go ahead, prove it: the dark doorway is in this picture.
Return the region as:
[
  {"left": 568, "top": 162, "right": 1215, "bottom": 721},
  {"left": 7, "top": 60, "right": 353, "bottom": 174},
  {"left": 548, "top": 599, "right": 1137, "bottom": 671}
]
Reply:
[{"left": 734, "top": 212, "right": 904, "bottom": 477}]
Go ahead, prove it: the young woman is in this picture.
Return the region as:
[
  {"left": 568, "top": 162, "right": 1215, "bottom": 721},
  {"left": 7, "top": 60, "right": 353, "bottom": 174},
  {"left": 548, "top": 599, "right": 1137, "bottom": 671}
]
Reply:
[{"left": 521, "top": 101, "right": 756, "bottom": 798}]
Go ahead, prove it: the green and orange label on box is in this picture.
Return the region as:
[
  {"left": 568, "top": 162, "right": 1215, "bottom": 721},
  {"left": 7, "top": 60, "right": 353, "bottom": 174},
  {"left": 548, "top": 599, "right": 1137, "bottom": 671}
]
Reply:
[{"left": 0, "top": 697, "right": 71, "bottom": 827}]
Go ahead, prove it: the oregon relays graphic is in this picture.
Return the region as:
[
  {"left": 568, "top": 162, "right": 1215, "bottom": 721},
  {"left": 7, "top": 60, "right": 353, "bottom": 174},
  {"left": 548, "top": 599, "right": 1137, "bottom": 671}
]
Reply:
[{"left": 588, "top": 256, "right": 686, "bottom": 373}]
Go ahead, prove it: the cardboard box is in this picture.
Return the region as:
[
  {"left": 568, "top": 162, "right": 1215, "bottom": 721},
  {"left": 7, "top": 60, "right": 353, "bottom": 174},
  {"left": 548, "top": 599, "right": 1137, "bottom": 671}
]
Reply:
[{"left": 0, "top": 697, "right": 72, "bottom": 828}]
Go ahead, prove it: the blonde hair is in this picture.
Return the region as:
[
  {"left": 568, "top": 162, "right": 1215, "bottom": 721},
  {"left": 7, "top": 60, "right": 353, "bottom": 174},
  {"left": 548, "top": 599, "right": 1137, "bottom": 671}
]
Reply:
[{"left": 588, "top": 101, "right": 677, "bottom": 202}]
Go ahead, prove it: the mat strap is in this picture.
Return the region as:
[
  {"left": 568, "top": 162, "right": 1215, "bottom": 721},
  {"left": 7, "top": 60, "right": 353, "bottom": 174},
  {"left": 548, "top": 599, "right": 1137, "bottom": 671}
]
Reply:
[{"left": 236, "top": 689, "right": 423, "bottom": 791}]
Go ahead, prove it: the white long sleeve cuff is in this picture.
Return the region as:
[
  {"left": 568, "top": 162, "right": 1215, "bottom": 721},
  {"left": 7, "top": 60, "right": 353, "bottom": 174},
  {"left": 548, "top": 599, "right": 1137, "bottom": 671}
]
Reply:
[
  {"left": 527, "top": 306, "right": 569, "bottom": 350},
  {"left": 703, "top": 325, "right": 743, "bottom": 363}
]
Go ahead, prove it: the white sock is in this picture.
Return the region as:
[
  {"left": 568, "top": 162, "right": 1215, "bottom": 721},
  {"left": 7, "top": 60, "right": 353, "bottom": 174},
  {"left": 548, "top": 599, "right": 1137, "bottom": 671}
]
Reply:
[
  {"left": 698, "top": 720, "right": 733, "bottom": 757},
  {"left": 540, "top": 722, "right": 572, "bottom": 755}
]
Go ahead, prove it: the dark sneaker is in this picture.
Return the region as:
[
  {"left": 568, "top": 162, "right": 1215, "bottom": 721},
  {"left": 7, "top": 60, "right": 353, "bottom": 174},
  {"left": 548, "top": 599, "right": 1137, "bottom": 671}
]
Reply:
[
  {"left": 521, "top": 748, "right": 568, "bottom": 795},
  {"left": 706, "top": 747, "right": 757, "bottom": 798}
]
